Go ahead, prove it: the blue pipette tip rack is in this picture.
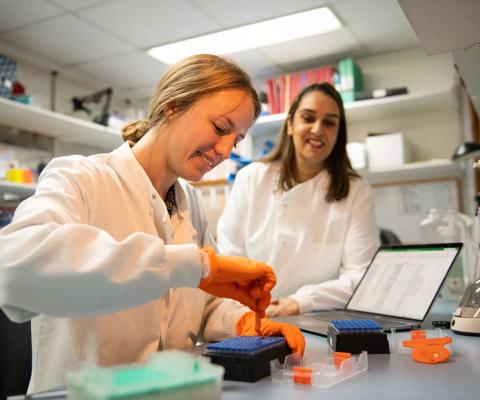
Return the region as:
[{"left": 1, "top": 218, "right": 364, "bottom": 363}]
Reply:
[
  {"left": 206, "top": 336, "right": 285, "bottom": 356},
  {"left": 204, "top": 336, "right": 290, "bottom": 382},
  {"left": 330, "top": 319, "right": 383, "bottom": 333},
  {"left": 328, "top": 319, "right": 390, "bottom": 354}
]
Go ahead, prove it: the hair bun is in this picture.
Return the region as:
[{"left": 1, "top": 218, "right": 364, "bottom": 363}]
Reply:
[{"left": 121, "top": 120, "right": 149, "bottom": 143}]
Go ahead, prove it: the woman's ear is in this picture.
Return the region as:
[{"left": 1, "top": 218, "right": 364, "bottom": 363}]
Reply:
[
  {"left": 164, "top": 104, "right": 176, "bottom": 120},
  {"left": 286, "top": 118, "right": 293, "bottom": 136}
]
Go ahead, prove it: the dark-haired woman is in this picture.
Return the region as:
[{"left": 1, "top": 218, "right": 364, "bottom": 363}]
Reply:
[{"left": 218, "top": 83, "right": 380, "bottom": 317}]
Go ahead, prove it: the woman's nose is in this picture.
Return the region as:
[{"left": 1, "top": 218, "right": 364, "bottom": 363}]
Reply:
[
  {"left": 215, "top": 134, "right": 236, "bottom": 159},
  {"left": 311, "top": 120, "right": 322, "bottom": 134}
]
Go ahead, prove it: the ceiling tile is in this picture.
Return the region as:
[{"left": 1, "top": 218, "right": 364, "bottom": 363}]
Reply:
[
  {"left": 0, "top": 0, "right": 64, "bottom": 33},
  {"left": 190, "top": 0, "right": 328, "bottom": 27},
  {"left": 331, "top": 0, "right": 419, "bottom": 50},
  {"left": 398, "top": 0, "right": 480, "bottom": 54},
  {"left": 363, "top": 30, "right": 419, "bottom": 54},
  {"left": 1, "top": 15, "right": 134, "bottom": 64},
  {"left": 0, "top": 0, "right": 433, "bottom": 96},
  {"left": 260, "top": 28, "right": 362, "bottom": 68},
  {"left": 78, "top": 0, "right": 221, "bottom": 48},
  {"left": 71, "top": 51, "right": 168, "bottom": 88},
  {"left": 48, "top": 0, "right": 109, "bottom": 11},
  {"left": 228, "top": 50, "right": 283, "bottom": 81}
]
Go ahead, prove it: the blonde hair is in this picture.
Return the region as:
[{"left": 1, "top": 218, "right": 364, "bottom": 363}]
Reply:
[{"left": 122, "top": 54, "right": 261, "bottom": 143}]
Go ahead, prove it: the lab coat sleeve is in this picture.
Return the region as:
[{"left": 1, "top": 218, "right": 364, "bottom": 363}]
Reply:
[
  {"left": 0, "top": 158, "right": 202, "bottom": 322},
  {"left": 216, "top": 167, "right": 250, "bottom": 256},
  {"left": 289, "top": 181, "right": 380, "bottom": 312}
]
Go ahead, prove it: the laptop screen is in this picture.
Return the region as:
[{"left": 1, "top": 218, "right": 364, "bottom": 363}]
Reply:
[{"left": 346, "top": 244, "right": 462, "bottom": 320}]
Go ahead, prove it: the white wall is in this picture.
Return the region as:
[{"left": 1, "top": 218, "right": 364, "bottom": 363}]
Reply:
[
  {"left": 1, "top": 41, "right": 109, "bottom": 115},
  {"left": 349, "top": 47, "right": 463, "bottom": 161}
]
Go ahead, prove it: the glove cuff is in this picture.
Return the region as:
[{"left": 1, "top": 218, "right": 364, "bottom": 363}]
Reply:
[
  {"left": 198, "top": 247, "right": 217, "bottom": 289},
  {"left": 199, "top": 250, "right": 211, "bottom": 278},
  {"left": 236, "top": 311, "right": 255, "bottom": 335}
]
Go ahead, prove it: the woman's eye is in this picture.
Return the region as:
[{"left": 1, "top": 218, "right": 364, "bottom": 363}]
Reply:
[
  {"left": 324, "top": 120, "right": 337, "bottom": 127},
  {"left": 213, "top": 123, "right": 227, "bottom": 135},
  {"left": 302, "top": 115, "right": 315, "bottom": 123}
]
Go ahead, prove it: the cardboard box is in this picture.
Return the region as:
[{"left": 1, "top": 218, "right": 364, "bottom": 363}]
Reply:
[
  {"left": 366, "top": 132, "right": 411, "bottom": 169},
  {"left": 347, "top": 142, "right": 367, "bottom": 170}
]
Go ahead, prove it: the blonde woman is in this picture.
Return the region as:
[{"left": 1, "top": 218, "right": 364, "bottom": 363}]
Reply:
[{"left": 0, "top": 54, "right": 304, "bottom": 393}]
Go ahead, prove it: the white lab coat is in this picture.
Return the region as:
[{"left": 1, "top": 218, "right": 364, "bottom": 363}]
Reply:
[
  {"left": 217, "top": 161, "right": 380, "bottom": 313},
  {"left": 0, "top": 142, "right": 246, "bottom": 393}
]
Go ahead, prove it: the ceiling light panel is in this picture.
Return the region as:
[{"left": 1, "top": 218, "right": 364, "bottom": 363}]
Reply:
[{"left": 147, "top": 7, "right": 340, "bottom": 64}]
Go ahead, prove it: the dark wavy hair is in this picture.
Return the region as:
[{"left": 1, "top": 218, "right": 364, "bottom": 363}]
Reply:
[{"left": 262, "top": 82, "right": 358, "bottom": 202}]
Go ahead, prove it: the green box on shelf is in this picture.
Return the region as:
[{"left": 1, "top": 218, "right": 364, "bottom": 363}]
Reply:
[
  {"left": 338, "top": 58, "right": 363, "bottom": 103},
  {"left": 340, "top": 89, "right": 356, "bottom": 103}
]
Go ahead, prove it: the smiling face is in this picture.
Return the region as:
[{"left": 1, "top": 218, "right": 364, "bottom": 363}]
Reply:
[
  {"left": 287, "top": 90, "right": 340, "bottom": 181},
  {"left": 163, "top": 89, "right": 255, "bottom": 182}
]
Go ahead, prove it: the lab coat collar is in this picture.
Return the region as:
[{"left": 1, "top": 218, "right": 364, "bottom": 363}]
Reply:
[
  {"left": 297, "top": 168, "right": 330, "bottom": 189},
  {"left": 272, "top": 162, "right": 330, "bottom": 195},
  {"left": 111, "top": 142, "right": 188, "bottom": 227}
]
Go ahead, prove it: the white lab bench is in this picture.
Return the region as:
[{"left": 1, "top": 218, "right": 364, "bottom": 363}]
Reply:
[
  {"left": 220, "top": 332, "right": 479, "bottom": 400},
  {"left": 10, "top": 301, "right": 479, "bottom": 400},
  {"left": 221, "top": 300, "right": 479, "bottom": 400}
]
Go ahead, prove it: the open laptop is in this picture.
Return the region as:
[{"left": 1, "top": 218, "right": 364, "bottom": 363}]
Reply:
[{"left": 274, "top": 243, "right": 462, "bottom": 336}]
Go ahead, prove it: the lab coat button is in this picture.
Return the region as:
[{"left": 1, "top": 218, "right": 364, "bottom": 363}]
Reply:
[{"left": 152, "top": 194, "right": 156, "bottom": 200}]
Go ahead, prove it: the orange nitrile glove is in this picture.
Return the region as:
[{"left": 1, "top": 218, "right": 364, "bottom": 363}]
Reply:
[
  {"left": 236, "top": 311, "right": 305, "bottom": 356},
  {"left": 198, "top": 247, "right": 276, "bottom": 316}
]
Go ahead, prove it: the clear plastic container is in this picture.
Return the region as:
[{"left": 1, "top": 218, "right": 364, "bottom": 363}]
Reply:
[
  {"left": 67, "top": 350, "right": 224, "bottom": 400},
  {"left": 271, "top": 349, "right": 368, "bottom": 388},
  {"left": 420, "top": 208, "right": 474, "bottom": 296}
]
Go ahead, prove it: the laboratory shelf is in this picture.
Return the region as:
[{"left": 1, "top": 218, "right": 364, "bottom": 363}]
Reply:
[
  {"left": 195, "top": 160, "right": 460, "bottom": 189},
  {"left": 360, "top": 159, "right": 461, "bottom": 185},
  {"left": 0, "top": 181, "right": 36, "bottom": 197},
  {"left": 0, "top": 161, "right": 460, "bottom": 203},
  {"left": 0, "top": 97, "right": 123, "bottom": 151},
  {"left": 249, "top": 87, "right": 459, "bottom": 137}
]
